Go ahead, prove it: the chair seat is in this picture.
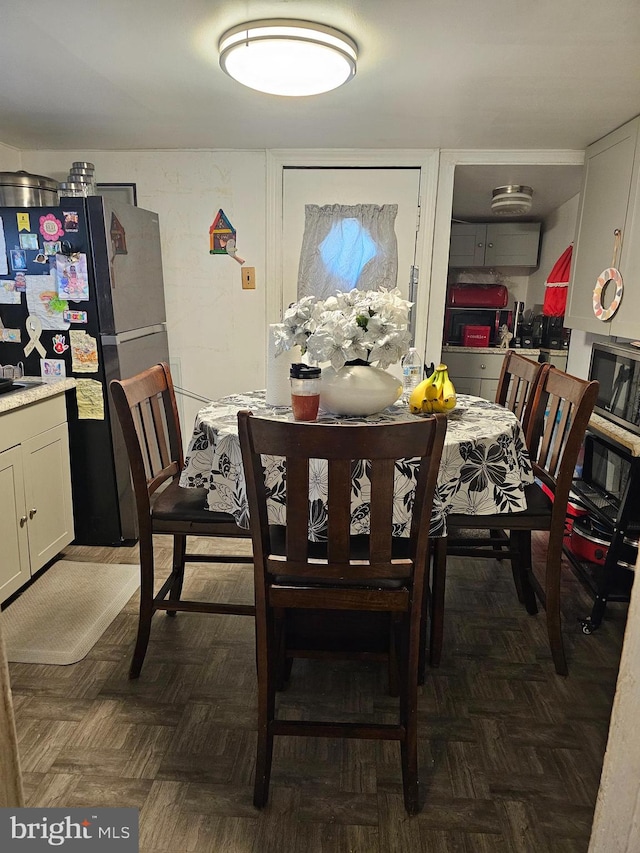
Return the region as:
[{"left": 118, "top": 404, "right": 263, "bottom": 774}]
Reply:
[
  {"left": 268, "top": 526, "right": 407, "bottom": 589},
  {"left": 152, "top": 480, "right": 240, "bottom": 525},
  {"left": 448, "top": 482, "right": 553, "bottom": 531}
]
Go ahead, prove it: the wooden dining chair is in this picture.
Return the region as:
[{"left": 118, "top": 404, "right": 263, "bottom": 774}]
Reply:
[
  {"left": 495, "top": 350, "right": 550, "bottom": 439},
  {"left": 110, "top": 363, "right": 254, "bottom": 679},
  {"left": 430, "top": 368, "right": 598, "bottom": 675},
  {"left": 489, "top": 352, "right": 550, "bottom": 545},
  {"left": 238, "top": 410, "right": 447, "bottom": 815}
]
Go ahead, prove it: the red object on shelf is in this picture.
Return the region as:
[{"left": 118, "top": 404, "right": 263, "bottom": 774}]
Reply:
[
  {"left": 448, "top": 283, "right": 509, "bottom": 308},
  {"left": 462, "top": 325, "right": 491, "bottom": 347}
]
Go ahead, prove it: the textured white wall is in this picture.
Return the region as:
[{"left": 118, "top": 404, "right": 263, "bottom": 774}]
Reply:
[
  {"left": 527, "top": 193, "right": 579, "bottom": 307},
  {"left": 20, "top": 149, "right": 266, "bottom": 434},
  {"left": 0, "top": 143, "right": 21, "bottom": 171}
]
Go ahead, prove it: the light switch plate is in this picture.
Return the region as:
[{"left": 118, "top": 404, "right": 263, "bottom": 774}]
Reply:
[{"left": 242, "top": 267, "right": 256, "bottom": 289}]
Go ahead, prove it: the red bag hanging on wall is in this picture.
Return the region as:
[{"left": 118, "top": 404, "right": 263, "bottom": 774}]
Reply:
[{"left": 542, "top": 244, "right": 572, "bottom": 317}]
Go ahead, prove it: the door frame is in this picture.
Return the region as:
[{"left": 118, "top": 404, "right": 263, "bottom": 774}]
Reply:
[
  {"left": 266, "top": 149, "right": 439, "bottom": 357},
  {"left": 428, "top": 148, "right": 585, "bottom": 363}
]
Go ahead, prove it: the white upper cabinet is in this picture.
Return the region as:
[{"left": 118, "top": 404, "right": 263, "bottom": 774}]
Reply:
[
  {"left": 449, "top": 222, "right": 541, "bottom": 268},
  {"left": 565, "top": 116, "right": 640, "bottom": 338}
]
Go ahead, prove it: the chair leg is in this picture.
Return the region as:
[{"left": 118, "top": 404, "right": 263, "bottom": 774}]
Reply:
[
  {"left": 388, "top": 614, "right": 401, "bottom": 697},
  {"left": 400, "top": 618, "right": 420, "bottom": 815},
  {"left": 254, "top": 613, "right": 276, "bottom": 808},
  {"left": 130, "top": 535, "right": 156, "bottom": 679},
  {"left": 274, "top": 608, "right": 292, "bottom": 691},
  {"left": 510, "top": 530, "right": 538, "bottom": 615},
  {"left": 490, "top": 527, "right": 506, "bottom": 560},
  {"left": 418, "top": 542, "right": 432, "bottom": 685},
  {"left": 545, "top": 540, "right": 568, "bottom": 676},
  {"left": 167, "top": 534, "right": 187, "bottom": 617},
  {"left": 429, "top": 536, "right": 447, "bottom": 668}
]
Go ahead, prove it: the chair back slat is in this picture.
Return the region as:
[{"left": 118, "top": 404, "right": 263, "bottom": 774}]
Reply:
[
  {"left": 139, "top": 397, "right": 163, "bottom": 479},
  {"left": 369, "top": 458, "right": 395, "bottom": 562},
  {"left": 537, "top": 393, "right": 561, "bottom": 473},
  {"left": 286, "top": 456, "right": 311, "bottom": 562},
  {"left": 510, "top": 375, "right": 535, "bottom": 423},
  {"left": 327, "top": 459, "right": 352, "bottom": 563},
  {"left": 150, "top": 392, "right": 172, "bottom": 471}
]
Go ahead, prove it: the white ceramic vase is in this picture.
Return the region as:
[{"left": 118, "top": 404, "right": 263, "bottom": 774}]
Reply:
[{"left": 320, "top": 362, "right": 402, "bottom": 417}]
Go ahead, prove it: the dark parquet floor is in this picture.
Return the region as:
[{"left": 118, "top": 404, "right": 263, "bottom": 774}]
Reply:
[{"left": 6, "top": 532, "right": 626, "bottom": 852}]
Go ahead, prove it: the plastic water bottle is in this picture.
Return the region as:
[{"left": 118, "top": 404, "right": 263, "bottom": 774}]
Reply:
[{"left": 401, "top": 347, "right": 423, "bottom": 403}]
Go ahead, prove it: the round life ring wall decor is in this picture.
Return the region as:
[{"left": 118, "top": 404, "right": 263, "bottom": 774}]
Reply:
[{"left": 593, "top": 267, "right": 624, "bottom": 321}]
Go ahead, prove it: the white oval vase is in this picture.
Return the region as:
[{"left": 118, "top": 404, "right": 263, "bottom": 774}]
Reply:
[{"left": 320, "top": 363, "right": 402, "bottom": 417}]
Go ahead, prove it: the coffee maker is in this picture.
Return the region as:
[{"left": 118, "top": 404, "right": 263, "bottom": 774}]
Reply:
[
  {"left": 518, "top": 313, "right": 541, "bottom": 347},
  {"left": 541, "top": 315, "right": 567, "bottom": 348}
]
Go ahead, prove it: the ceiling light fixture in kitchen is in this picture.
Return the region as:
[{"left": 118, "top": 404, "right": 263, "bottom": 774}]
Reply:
[
  {"left": 218, "top": 19, "right": 357, "bottom": 96},
  {"left": 491, "top": 185, "right": 534, "bottom": 216}
]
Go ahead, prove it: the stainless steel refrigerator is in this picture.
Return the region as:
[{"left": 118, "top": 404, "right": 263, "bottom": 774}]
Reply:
[{"left": 0, "top": 195, "right": 169, "bottom": 544}]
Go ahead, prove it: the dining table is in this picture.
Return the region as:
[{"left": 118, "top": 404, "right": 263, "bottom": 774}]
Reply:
[{"left": 180, "top": 391, "right": 534, "bottom": 538}]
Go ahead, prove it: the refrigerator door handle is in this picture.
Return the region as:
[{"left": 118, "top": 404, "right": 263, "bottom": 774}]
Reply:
[{"left": 101, "top": 324, "right": 166, "bottom": 345}]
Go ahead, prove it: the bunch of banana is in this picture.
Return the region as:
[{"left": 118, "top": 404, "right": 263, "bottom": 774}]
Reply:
[{"left": 408, "top": 363, "right": 457, "bottom": 414}]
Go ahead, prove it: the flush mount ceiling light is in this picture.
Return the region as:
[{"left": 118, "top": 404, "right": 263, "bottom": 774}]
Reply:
[
  {"left": 218, "top": 19, "right": 357, "bottom": 96},
  {"left": 491, "top": 185, "right": 534, "bottom": 216}
]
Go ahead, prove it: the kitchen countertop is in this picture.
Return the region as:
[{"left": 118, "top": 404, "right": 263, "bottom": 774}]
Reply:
[
  {"left": 588, "top": 413, "right": 640, "bottom": 458},
  {"left": 0, "top": 377, "right": 76, "bottom": 415},
  {"left": 442, "top": 346, "right": 541, "bottom": 355}
]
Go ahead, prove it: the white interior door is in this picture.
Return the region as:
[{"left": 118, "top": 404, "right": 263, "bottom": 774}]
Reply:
[{"left": 282, "top": 166, "right": 422, "bottom": 311}]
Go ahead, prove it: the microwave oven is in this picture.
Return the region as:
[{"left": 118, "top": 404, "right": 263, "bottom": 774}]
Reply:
[
  {"left": 444, "top": 308, "right": 513, "bottom": 346},
  {"left": 589, "top": 341, "right": 640, "bottom": 436}
]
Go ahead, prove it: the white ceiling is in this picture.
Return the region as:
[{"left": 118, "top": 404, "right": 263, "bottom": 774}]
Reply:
[
  {"left": 1, "top": 0, "right": 638, "bottom": 217},
  {"left": 452, "top": 164, "right": 584, "bottom": 221}
]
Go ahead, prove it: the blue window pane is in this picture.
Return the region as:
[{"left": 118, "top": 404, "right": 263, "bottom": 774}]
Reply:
[{"left": 319, "top": 218, "right": 378, "bottom": 290}]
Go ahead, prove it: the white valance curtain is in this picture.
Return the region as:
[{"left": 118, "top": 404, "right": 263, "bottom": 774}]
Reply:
[{"left": 297, "top": 204, "right": 398, "bottom": 300}]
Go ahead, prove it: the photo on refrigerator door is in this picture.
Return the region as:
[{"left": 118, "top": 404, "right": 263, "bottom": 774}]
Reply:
[{"left": 56, "top": 253, "right": 89, "bottom": 301}]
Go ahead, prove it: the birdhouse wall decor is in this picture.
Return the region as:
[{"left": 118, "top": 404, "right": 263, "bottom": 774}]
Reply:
[{"left": 209, "top": 209, "right": 236, "bottom": 254}]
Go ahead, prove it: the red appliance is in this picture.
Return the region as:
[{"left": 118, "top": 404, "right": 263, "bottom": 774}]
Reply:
[
  {"left": 540, "top": 484, "right": 588, "bottom": 536},
  {"left": 569, "top": 517, "right": 612, "bottom": 566},
  {"left": 462, "top": 325, "right": 491, "bottom": 347},
  {"left": 565, "top": 498, "right": 589, "bottom": 535},
  {"left": 447, "top": 283, "right": 509, "bottom": 308}
]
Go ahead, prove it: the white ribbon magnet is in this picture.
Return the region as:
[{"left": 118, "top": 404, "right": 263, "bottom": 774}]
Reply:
[{"left": 24, "top": 315, "right": 47, "bottom": 358}]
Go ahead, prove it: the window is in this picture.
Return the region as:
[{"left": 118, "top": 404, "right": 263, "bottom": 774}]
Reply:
[{"left": 297, "top": 203, "right": 398, "bottom": 299}]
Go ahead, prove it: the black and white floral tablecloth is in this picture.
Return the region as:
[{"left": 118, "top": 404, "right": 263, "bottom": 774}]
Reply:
[{"left": 180, "top": 392, "right": 533, "bottom": 538}]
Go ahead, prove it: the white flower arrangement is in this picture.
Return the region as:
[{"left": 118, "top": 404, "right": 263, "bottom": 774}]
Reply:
[{"left": 273, "top": 288, "right": 413, "bottom": 370}]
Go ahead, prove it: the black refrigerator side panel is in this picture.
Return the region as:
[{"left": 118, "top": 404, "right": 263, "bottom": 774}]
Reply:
[{"left": 66, "top": 382, "right": 124, "bottom": 545}]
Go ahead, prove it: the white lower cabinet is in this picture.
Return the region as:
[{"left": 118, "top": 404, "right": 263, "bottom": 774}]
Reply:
[
  {"left": 0, "top": 394, "right": 74, "bottom": 602},
  {"left": 0, "top": 445, "right": 30, "bottom": 602},
  {"left": 441, "top": 349, "right": 509, "bottom": 402}
]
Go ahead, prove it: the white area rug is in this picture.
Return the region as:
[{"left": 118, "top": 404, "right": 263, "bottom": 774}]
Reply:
[{"left": 2, "top": 561, "right": 139, "bottom": 665}]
